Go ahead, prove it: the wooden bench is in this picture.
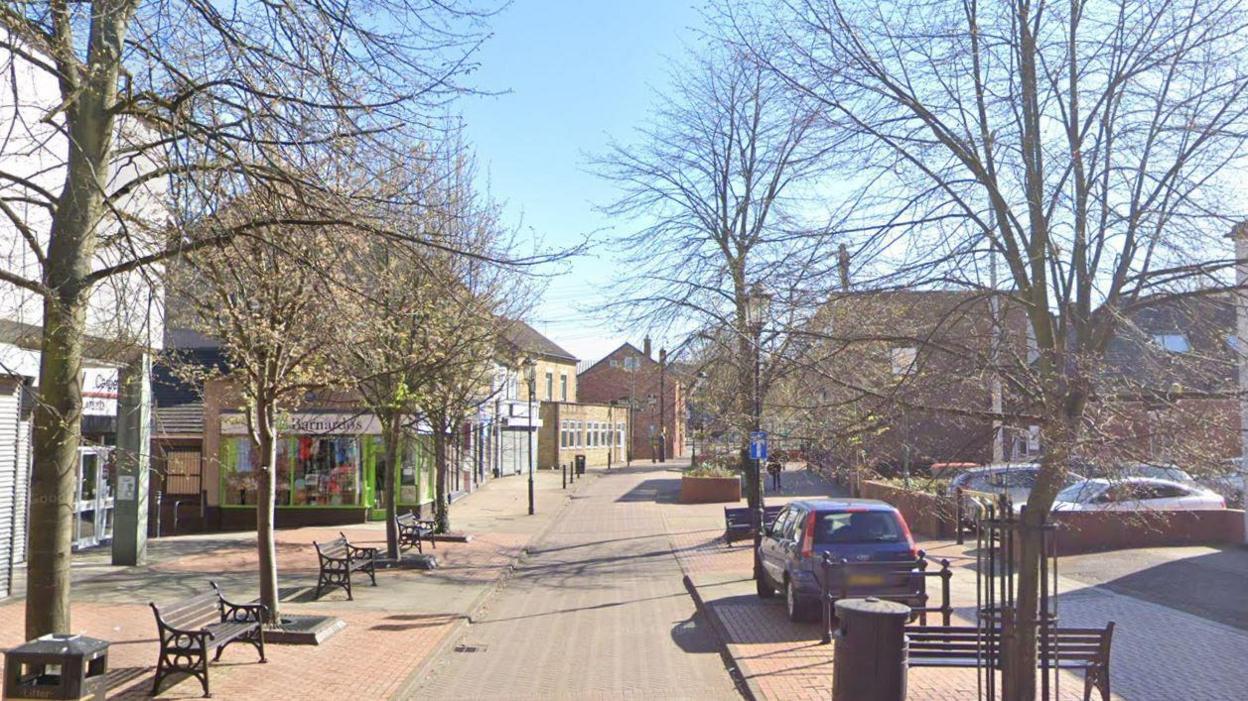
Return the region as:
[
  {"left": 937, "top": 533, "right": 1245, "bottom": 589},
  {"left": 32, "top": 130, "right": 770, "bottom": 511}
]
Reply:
[
  {"left": 906, "top": 623, "right": 1114, "bottom": 701},
  {"left": 723, "top": 505, "right": 783, "bottom": 545},
  {"left": 313, "top": 532, "right": 378, "bottom": 600},
  {"left": 395, "top": 510, "right": 437, "bottom": 554},
  {"left": 150, "top": 582, "right": 267, "bottom": 697}
]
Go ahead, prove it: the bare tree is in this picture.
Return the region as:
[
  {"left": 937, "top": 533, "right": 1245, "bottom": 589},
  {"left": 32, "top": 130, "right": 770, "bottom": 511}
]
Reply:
[
  {"left": 171, "top": 191, "right": 345, "bottom": 623},
  {"left": 341, "top": 146, "right": 530, "bottom": 554},
  {"left": 1, "top": 0, "right": 496, "bottom": 638},
  {"left": 594, "top": 38, "right": 842, "bottom": 548},
  {"left": 744, "top": 0, "right": 1248, "bottom": 696}
]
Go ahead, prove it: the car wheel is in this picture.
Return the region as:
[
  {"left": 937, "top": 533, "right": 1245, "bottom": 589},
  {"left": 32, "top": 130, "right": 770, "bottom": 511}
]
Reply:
[
  {"left": 756, "top": 574, "right": 776, "bottom": 598},
  {"left": 786, "top": 578, "right": 815, "bottom": 622}
]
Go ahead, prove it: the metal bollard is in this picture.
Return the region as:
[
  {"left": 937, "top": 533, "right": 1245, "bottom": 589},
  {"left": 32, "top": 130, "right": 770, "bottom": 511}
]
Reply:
[
  {"left": 562, "top": 463, "right": 567, "bottom": 489},
  {"left": 831, "top": 597, "right": 910, "bottom": 701}
]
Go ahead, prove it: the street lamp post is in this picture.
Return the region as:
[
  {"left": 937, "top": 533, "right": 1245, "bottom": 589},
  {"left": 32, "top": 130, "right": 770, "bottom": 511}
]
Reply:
[
  {"left": 745, "top": 282, "right": 772, "bottom": 590},
  {"left": 524, "top": 357, "right": 537, "bottom": 516},
  {"left": 659, "top": 348, "right": 667, "bottom": 463}
]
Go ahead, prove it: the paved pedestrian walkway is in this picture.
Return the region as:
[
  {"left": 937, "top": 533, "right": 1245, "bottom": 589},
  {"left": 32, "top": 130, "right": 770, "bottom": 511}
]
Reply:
[
  {"left": 0, "top": 468, "right": 584, "bottom": 700},
  {"left": 664, "top": 469, "right": 1248, "bottom": 701},
  {"left": 410, "top": 464, "right": 742, "bottom": 700}
]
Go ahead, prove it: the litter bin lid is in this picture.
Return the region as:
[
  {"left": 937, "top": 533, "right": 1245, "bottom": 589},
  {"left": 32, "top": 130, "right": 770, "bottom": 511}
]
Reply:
[
  {"left": 834, "top": 597, "right": 911, "bottom": 619},
  {"left": 8, "top": 634, "right": 109, "bottom": 657}
]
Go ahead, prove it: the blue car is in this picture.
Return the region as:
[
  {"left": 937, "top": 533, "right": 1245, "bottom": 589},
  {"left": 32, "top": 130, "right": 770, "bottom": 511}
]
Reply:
[{"left": 756, "top": 499, "right": 923, "bottom": 622}]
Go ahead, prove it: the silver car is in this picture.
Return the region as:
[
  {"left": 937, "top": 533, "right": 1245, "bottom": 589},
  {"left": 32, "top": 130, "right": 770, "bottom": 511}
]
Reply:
[{"left": 948, "top": 464, "right": 1085, "bottom": 516}]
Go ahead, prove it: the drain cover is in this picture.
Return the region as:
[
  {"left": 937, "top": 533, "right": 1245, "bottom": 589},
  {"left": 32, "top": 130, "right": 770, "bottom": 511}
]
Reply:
[{"left": 454, "top": 643, "right": 487, "bottom": 653}]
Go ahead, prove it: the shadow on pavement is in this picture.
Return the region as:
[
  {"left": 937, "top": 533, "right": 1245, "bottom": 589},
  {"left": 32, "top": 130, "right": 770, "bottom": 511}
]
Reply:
[
  {"left": 1065, "top": 546, "right": 1248, "bottom": 631},
  {"left": 616, "top": 478, "right": 682, "bottom": 503},
  {"left": 670, "top": 611, "right": 724, "bottom": 654}
]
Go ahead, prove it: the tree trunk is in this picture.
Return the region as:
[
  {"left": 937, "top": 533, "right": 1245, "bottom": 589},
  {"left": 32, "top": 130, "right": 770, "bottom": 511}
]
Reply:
[
  {"left": 433, "top": 423, "right": 449, "bottom": 533},
  {"left": 254, "top": 401, "right": 281, "bottom": 623},
  {"left": 25, "top": 0, "right": 135, "bottom": 638},
  {"left": 1006, "top": 407, "right": 1078, "bottom": 701},
  {"left": 25, "top": 298, "right": 87, "bottom": 638},
  {"left": 382, "top": 411, "right": 402, "bottom": 560}
]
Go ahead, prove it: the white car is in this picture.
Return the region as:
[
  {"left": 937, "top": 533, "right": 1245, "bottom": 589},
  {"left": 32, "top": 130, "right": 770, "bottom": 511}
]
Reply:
[{"left": 1052, "top": 477, "right": 1226, "bottom": 512}]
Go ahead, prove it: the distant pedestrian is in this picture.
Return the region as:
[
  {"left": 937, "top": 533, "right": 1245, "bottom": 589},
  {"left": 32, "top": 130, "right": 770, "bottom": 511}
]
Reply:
[{"left": 767, "top": 456, "right": 783, "bottom": 491}]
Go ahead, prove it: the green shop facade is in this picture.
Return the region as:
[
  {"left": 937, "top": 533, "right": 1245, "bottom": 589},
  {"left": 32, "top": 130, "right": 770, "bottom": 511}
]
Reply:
[{"left": 205, "top": 411, "right": 438, "bottom": 530}]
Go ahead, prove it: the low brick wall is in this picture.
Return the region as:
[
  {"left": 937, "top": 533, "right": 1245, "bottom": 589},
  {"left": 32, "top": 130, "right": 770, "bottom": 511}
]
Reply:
[
  {"left": 859, "top": 480, "right": 958, "bottom": 538},
  {"left": 1050, "top": 509, "right": 1246, "bottom": 556},
  {"left": 679, "top": 476, "right": 742, "bottom": 504}
]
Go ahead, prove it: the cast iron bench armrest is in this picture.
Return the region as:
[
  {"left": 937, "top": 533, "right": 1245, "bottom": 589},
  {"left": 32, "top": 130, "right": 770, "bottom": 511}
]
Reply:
[{"left": 211, "top": 581, "right": 269, "bottom": 624}]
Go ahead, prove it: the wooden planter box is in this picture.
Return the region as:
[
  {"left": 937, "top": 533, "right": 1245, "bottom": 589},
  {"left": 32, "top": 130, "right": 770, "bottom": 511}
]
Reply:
[{"left": 679, "top": 476, "right": 742, "bottom": 504}]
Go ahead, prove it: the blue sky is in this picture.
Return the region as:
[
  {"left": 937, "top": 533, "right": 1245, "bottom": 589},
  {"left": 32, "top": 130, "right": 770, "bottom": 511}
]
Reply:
[{"left": 460, "top": 1, "right": 707, "bottom": 364}]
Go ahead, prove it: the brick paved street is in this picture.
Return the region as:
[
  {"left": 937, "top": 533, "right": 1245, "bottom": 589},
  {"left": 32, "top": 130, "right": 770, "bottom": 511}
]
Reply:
[
  {"left": 410, "top": 464, "right": 741, "bottom": 700},
  {"left": 5, "top": 462, "right": 1246, "bottom": 700},
  {"left": 0, "top": 469, "right": 579, "bottom": 700},
  {"left": 665, "top": 469, "right": 1248, "bottom": 701}
]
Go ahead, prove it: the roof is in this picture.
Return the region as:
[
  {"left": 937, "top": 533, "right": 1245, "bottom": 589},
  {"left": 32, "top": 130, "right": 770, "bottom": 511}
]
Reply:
[
  {"left": 577, "top": 342, "right": 648, "bottom": 376},
  {"left": 500, "top": 320, "right": 577, "bottom": 362},
  {"left": 153, "top": 403, "right": 204, "bottom": 436},
  {"left": 786, "top": 498, "right": 896, "bottom": 511}
]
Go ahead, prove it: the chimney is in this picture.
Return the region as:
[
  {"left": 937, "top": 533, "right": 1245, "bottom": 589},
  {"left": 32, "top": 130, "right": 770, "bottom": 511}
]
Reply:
[
  {"left": 838, "top": 243, "right": 851, "bottom": 291},
  {"left": 643, "top": 336, "right": 652, "bottom": 358},
  {"left": 659, "top": 348, "right": 667, "bottom": 366}
]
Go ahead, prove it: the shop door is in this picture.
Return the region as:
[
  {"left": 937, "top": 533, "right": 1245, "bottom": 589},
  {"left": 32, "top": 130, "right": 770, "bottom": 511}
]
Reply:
[{"left": 75, "top": 447, "right": 115, "bottom": 549}]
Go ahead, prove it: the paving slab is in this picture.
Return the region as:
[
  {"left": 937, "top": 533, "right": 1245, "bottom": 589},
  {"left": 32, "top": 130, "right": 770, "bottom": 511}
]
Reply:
[{"left": 0, "top": 468, "right": 582, "bottom": 700}]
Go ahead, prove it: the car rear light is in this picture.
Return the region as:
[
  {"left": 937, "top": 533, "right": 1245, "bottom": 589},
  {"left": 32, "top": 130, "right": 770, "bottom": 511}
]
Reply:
[
  {"left": 896, "top": 513, "right": 918, "bottom": 559},
  {"left": 800, "top": 511, "right": 816, "bottom": 558}
]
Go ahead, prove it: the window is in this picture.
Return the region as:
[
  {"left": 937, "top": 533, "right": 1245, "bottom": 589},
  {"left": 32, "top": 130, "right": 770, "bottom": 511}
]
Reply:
[
  {"left": 559, "top": 421, "right": 568, "bottom": 449},
  {"left": 813, "top": 510, "right": 905, "bottom": 544},
  {"left": 560, "top": 374, "right": 568, "bottom": 401},
  {"left": 618, "top": 422, "right": 625, "bottom": 447},
  {"left": 291, "top": 436, "right": 361, "bottom": 506},
  {"left": 623, "top": 356, "right": 640, "bottom": 371},
  {"left": 1153, "top": 333, "right": 1191, "bottom": 353},
  {"left": 770, "top": 507, "right": 794, "bottom": 538},
  {"left": 890, "top": 347, "right": 917, "bottom": 376},
  {"left": 609, "top": 359, "right": 620, "bottom": 368},
  {"left": 545, "top": 371, "right": 554, "bottom": 400},
  {"left": 575, "top": 421, "right": 583, "bottom": 448},
  {"left": 220, "top": 437, "right": 291, "bottom": 506}
]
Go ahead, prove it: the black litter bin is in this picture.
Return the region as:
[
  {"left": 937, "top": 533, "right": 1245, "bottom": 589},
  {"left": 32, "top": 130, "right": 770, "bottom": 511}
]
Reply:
[
  {"left": 574, "top": 454, "right": 586, "bottom": 475},
  {"left": 3, "top": 634, "right": 109, "bottom": 701},
  {"left": 831, "top": 597, "right": 909, "bottom": 701}
]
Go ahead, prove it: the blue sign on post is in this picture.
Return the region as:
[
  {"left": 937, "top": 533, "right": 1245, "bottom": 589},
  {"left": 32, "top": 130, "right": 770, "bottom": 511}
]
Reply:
[{"left": 749, "top": 431, "right": 768, "bottom": 460}]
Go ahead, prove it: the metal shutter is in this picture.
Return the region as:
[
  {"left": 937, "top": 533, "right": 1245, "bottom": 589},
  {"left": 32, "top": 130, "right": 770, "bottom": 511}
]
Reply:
[
  {"left": 0, "top": 384, "right": 18, "bottom": 599},
  {"left": 13, "top": 387, "right": 31, "bottom": 563}
]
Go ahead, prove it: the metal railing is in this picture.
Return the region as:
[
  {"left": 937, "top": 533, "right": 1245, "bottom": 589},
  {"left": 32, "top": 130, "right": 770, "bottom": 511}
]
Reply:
[{"left": 819, "top": 550, "right": 954, "bottom": 644}]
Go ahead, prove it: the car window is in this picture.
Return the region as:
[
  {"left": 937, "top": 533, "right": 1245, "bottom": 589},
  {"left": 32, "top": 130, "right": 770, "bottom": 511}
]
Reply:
[
  {"left": 1101, "top": 484, "right": 1137, "bottom": 502},
  {"left": 782, "top": 508, "right": 804, "bottom": 540},
  {"left": 813, "top": 510, "right": 904, "bottom": 544},
  {"left": 1150, "top": 484, "right": 1188, "bottom": 499},
  {"left": 770, "top": 508, "right": 792, "bottom": 538},
  {"left": 1001, "top": 471, "right": 1037, "bottom": 488},
  {"left": 966, "top": 475, "right": 994, "bottom": 491}
]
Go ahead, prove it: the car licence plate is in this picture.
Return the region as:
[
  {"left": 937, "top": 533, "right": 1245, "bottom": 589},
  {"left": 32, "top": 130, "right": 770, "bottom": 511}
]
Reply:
[{"left": 848, "top": 573, "right": 886, "bottom": 587}]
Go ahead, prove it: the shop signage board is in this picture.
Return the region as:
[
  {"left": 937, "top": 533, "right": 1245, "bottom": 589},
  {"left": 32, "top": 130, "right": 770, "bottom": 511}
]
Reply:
[
  {"left": 81, "top": 367, "right": 119, "bottom": 416},
  {"left": 220, "top": 412, "right": 382, "bottom": 435}
]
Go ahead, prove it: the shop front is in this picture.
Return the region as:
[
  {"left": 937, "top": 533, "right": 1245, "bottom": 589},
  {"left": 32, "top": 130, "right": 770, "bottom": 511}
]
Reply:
[{"left": 212, "top": 412, "right": 436, "bottom": 529}]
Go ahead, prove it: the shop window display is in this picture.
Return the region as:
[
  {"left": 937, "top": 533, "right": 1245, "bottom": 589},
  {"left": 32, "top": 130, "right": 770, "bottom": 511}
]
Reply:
[
  {"left": 220, "top": 437, "right": 292, "bottom": 506},
  {"left": 293, "top": 436, "right": 360, "bottom": 505}
]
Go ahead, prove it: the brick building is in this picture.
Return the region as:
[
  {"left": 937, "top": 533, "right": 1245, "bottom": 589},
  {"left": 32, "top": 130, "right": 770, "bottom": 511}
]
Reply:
[{"left": 578, "top": 338, "right": 686, "bottom": 462}]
